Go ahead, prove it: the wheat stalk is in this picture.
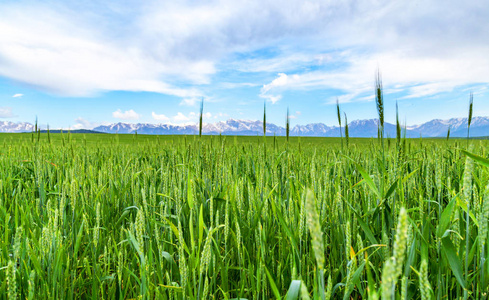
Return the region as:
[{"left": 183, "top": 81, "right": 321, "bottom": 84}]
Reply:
[
  {"left": 199, "top": 98, "right": 204, "bottom": 138},
  {"left": 337, "top": 98, "right": 343, "bottom": 149},
  {"left": 286, "top": 107, "right": 290, "bottom": 143},
  {"left": 467, "top": 92, "right": 473, "bottom": 142},
  {"left": 419, "top": 259, "right": 432, "bottom": 300},
  {"left": 376, "top": 69, "right": 384, "bottom": 137}
]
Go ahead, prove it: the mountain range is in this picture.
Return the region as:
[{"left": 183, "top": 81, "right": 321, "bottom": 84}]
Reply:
[
  {"left": 0, "top": 121, "right": 34, "bottom": 133},
  {"left": 92, "top": 116, "right": 489, "bottom": 137},
  {"left": 1, "top": 117, "right": 488, "bottom": 138}
]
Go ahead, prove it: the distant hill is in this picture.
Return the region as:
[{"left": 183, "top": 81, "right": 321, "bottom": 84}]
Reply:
[
  {"left": 2, "top": 116, "right": 489, "bottom": 137},
  {"left": 39, "top": 129, "right": 104, "bottom": 134}
]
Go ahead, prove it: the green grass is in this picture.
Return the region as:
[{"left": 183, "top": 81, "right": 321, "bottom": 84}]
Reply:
[{"left": 0, "top": 133, "right": 488, "bottom": 299}]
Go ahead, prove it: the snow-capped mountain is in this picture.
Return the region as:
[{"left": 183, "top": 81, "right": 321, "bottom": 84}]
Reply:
[
  {"left": 203, "top": 119, "right": 286, "bottom": 135},
  {"left": 0, "top": 121, "right": 34, "bottom": 132},
  {"left": 347, "top": 119, "right": 422, "bottom": 138},
  {"left": 93, "top": 117, "right": 489, "bottom": 137},
  {"left": 2, "top": 117, "right": 489, "bottom": 137},
  {"left": 94, "top": 122, "right": 198, "bottom": 135},
  {"left": 408, "top": 117, "right": 489, "bottom": 137},
  {"left": 90, "top": 118, "right": 427, "bottom": 137},
  {"left": 292, "top": 123, "right": 335, "bottom": 136},
  {"left": 93, "top": 119, "right": 287, "bottom": 135}
]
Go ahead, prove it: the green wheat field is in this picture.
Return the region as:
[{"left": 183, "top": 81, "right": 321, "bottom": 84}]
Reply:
[{"left": 1, "top": 130, "right": 489, "bottom": 299}]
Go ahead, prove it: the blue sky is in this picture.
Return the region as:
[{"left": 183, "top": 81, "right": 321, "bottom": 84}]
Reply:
[{"left": 0, "top": 0, "right": 488, "bottom": 129}]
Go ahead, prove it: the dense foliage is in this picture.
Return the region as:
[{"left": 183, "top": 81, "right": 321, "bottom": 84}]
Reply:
[{"left": 0, "top": 133, "right": 488, "bottom": 299}]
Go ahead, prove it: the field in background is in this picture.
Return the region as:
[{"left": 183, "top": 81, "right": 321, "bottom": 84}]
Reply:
[
  {"left": 0, "top": 131, "right": 467, "bottom": 146},
  {"left": 0, "top": 133, "right": 488, "bottom": 299}
]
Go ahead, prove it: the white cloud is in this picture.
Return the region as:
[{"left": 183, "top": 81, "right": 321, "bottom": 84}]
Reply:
[
  {"left": 262, "top": 73, "right": 289, "bottom": 93},
  {"left": 12, "top": 93, "right": 23, "bottom": 98},
  {"left": 0, "top": 107, "right": 15, "bottom": 118},
  {"left": 173, "top": 112, "right": 190, "bottom": 122},
  {"left": 152, "top": 111, "right": 170, "bottom": 121},
  {"left": 263, "top": 95, "right": 282, "bottom": 104},
  {"left": 71, "top": 117, "right": 95, "bottom": 129},
  {"left": 260, "top": 73, "right": 298, "bottom": 104},
  {"left": 260, "top": 47, "right": 489, "bottom": 104},
  {"left": 0, "top": 4, "right": 206, "bottom": 98},
  {"left": 186, "top": 111, "right": 211, "bottom": 119},
  {"left": 74, "top": 117, "right": 92, "bottom": 128},
  {"left": 112, "top": 109, "right": 140, "bottom": 120},
  {"left": 214, "top": 112, "right": 228, "bottom": 119},
  {"left": 70, "top": 117, "right": 110, "bottom": 130},
  {"left": 241, "top": 1, "right": 489, "bottom": 104},
  {"left": 229, "top": 54, "right": 320, "bottom": 73},
  {"left": 170, "top": 111, "right": 213, "bottom": 123},
  {"left": 218, "top": 82, "right": 260, "bottom": 89},
  {"left": 180, "top": 97, "right": 200, "bottom": 106},
  {"left": 0, "top": 0, "right": 488, "bottom": 106}
]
